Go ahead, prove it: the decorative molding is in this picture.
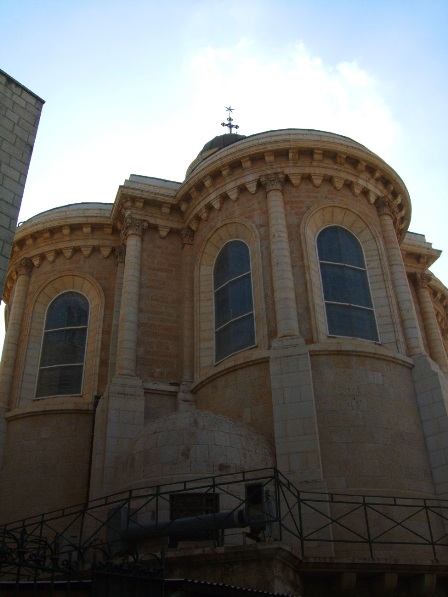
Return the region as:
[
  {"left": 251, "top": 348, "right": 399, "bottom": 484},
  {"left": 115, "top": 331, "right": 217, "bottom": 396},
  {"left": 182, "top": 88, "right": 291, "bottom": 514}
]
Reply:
[
  {"left": 221, "top": 166, "right": 230, "bottom": 178},
  {"left": 14, "top": 257, "right": 33, "bottom": 277},
  {"left": 44, "top": 250, "right": 57, "bottom": 263},
  {"left": 241, "top": 157, "right": 252, "bottom": 169},
  {"left": 181, "top": 227, "right": 194, "bottom": 245},
  {"left": 336, "top": 153, "right": 346, "bottom": 165},
  {"left": 350, "top": 181, "right": 363, "bottom": 196},
  {"left": 203, "top": 176, "right": 213, "bottom": 189},
  {"left": 158, "top": 225, "right": 171, "bottom": 239},
  {"left": 31, "top": 255, "right": 43, "bottom": 268},
  {"left": 367, "top": 190, "right": 377, "bottom": 205},
  {"left": 264, "top": 151, "right": 275, "bottom": 163},
  {"left": 80, "top": 246, "right": 93, "bottom": 258},
  {"left": 287, "top": 173, "right": 302, "bottom": 187},
  {"left": 313, "top": 150, "right": 323, "bottom": 162},
  {"left": 189, "top": 218, "right": 200, "bottom": 232},
  {"left": 198, "top": 207, "right": 208, "bottom": 221},
  {"left": 413, "top": 273, "right": 432, "bottom": 289},
  {"left": 331, "top": 176, "right": 345, "bottom": 190},
  {"left": 227, "top": 188, "right": 240, "bottom": 202},
  {"left": 121, "top": 212, "right": 149, "bottom": 241},
  {"left": 310, "top": 174, "right": 324, "bottom": 188},
  {"left": 260, "top": 173, "right": 285, "bottom": 193},
  {"left": 62, "top": 247, "right": 74, "bottom": 260},
  {"left": 161, "top": 203, "right": 171, "bottom": 215},
  {"left": 100, "top": 246, "right": 113, "bottom": 259},
  {"left": 210, "top": 197, "right": 222, "bottom": 211},
  {"left": 288, "top": 149, "right": 299, "bottom": 161},
  {"left": 375, "top": 196, "right": 398, "bottom": 219},
  {"left": 245, "top": 180, "right": 258, "bottom": 194}
]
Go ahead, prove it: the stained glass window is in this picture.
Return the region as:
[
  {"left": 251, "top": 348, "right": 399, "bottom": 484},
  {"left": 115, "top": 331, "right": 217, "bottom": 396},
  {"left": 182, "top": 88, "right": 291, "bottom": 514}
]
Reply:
[
  {"left": 36, "top": 292, "right": 89, "bottom": 397},
  {"left": 214, "top": 241, "right": 255, "bottom": 362},
  {"left": 317, "top": 226, "right": 379, "bottom": 342}
]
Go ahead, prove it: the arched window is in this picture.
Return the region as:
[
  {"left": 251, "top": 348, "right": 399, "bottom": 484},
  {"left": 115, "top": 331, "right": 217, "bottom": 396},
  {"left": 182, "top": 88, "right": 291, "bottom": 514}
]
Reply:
[
  {"left": 36, "top": 291, "right": 89, "bottom": 398},
  {"left": 214, "top": 240, "right": 256, "bottom": 362},
  {"left": 317, "top": 226, "right": 379, "bottom": 342}
]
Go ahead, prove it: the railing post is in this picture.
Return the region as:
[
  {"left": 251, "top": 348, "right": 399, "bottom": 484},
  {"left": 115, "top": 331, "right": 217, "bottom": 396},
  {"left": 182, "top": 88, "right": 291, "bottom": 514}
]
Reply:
[
  {"left": 363, "top": 496, "right": 373, "bottom": 559},
  {"left": 297, "top": 488, "right": 304, "bottom": 558},
  {"left": 424, "top": 499, "right": 437, "bottom": 560}
]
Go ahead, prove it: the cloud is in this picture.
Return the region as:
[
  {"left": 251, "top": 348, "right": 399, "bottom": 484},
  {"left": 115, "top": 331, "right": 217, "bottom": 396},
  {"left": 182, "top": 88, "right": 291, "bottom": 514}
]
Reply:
[{"left": 182, "top": 41, "right": 400, "bottom": 155}]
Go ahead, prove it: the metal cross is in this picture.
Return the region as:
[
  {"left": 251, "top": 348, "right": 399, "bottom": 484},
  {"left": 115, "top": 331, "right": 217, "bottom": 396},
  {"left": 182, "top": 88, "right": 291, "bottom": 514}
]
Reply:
[{"left": 221, "top": 106, "right": 239, "bottom": 134}]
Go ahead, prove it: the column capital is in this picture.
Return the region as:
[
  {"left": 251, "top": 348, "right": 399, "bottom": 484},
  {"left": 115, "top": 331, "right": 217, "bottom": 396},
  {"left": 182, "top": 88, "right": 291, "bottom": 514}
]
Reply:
[
  {"left": 121, "top": 211, "right": 149, "bottom": 242},
  {"left": 413, "top": 272, "right": 432, "bottom": 289},
  {"left": 260, "top": 173, "right": 285, "bottom": 193},
  {"left": 14, "top": 258, "right": 33, "bottom": 278},
  {"left": 375, "top": 196, "right": 398, "bottom": 219},
  {"left": 181, "top": 227, "right": 194, "bottom": 246}
]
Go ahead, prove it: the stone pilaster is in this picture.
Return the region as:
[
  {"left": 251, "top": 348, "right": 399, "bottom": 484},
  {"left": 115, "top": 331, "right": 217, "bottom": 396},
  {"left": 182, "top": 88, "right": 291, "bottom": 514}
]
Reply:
[
  {"left": 413, "top": 273, "right": 448, "bottom": 374},
  {"left": 375, "top": 197, "right": 424, "bottom": 356},
  {"left": 108, "top": 245, "right": 126, "bottom": 380},
  {"left": 260, "top": 174, "right": 301, "bottom": 339},
  {"left": 115, "top": 213, "right": 148, "bottom": 377},
  {"left": 0, "top": 258, "right": 33, "bottom": 464},
  {"left": 178, "top": 227, "right": 195, "bottom": 411}
]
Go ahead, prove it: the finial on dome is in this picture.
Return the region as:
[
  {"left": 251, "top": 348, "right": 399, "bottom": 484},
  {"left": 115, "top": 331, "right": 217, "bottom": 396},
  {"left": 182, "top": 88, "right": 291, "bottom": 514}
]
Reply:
[{"left": 221, "top": 106, "right": 239, "bottom": 134}]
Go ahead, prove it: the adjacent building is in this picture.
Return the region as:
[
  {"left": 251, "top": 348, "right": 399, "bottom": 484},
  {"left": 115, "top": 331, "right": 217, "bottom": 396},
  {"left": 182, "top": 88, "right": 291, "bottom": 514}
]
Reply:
[{"left": 0, "top": 69, "right": 44, "bottom": 297}]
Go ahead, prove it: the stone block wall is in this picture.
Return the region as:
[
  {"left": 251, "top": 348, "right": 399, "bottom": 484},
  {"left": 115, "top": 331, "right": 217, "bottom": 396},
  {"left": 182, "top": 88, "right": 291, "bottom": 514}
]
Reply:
[{"left": 0, "top": 70, "right": 44, "bottom": 297}]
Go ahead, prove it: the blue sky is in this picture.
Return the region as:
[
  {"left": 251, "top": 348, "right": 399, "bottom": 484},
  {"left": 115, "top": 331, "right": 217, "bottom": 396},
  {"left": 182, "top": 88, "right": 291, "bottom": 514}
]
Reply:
[{"left": 1, "top": 0, "right": 448, "bottom": 346}]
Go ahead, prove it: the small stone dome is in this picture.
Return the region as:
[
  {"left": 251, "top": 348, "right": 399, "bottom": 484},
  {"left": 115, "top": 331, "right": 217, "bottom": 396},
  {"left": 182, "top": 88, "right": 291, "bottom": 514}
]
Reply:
[
  {"left": 116, "top": 409, "right": 274, "bottom": 491},
  {"left": 185, "top": 133, "right": 246, "bottom": 177}
]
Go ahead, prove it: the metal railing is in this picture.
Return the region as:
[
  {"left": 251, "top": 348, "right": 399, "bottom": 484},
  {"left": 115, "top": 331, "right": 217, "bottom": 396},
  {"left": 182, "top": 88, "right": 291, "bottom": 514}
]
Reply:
[{"left": 1, "top": 468, "right": 448, "bottom": 589}]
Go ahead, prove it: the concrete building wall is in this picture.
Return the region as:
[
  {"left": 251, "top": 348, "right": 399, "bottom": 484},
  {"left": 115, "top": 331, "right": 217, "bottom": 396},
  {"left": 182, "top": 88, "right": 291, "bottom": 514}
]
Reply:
[{"left": 0, "top": 70, "right": 44, "bottom": 297}]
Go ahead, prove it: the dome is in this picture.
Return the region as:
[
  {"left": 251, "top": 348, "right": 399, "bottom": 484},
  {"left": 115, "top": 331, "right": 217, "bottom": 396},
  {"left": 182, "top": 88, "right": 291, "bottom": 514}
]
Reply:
[
  {"left": 185, "top": 133, "right": 247, "bottom": 177},
  {"left": 116, "top": 409, "right": 274, "bottom": 491}
]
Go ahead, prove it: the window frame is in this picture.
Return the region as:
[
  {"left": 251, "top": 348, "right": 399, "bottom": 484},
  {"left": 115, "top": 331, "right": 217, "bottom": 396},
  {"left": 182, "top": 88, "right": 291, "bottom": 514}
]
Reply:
[
  {"left": 35, "top": 290, "right": 90, "bottom": 399},
  {"left": 213, "top": 239, "right": 256, "bottom": 363},
  {"left": 317, "top": 225, "right": 380, "bottom": 343}
]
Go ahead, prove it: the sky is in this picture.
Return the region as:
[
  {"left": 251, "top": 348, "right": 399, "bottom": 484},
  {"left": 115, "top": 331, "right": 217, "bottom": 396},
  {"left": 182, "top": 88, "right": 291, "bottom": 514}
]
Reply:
[{"left": 1, "top": 0, "right": 448, "bottom": 349}]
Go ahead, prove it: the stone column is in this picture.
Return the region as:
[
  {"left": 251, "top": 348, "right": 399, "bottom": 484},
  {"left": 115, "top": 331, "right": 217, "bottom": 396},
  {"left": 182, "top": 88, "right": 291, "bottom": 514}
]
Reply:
[
  {"left": 413, "top": 273, "right": 448, "bottom": 373},
  {"left": 260, "top": 173, "right": 301, "bottom": 338},
  {"left": 115, "top": 213, "right": 148, "bottom": 377},
  {"left": 177, "top": 227, "right": 196, "bottom": 411},
  {"left": 108, "top": 244, "right": 126, "bottom": 381},
  {"left": 0, "top": 258, "right": 33, "bottom": 463},
  {"left": 375, "top": 197, "right": 424, "bottom": 356}
]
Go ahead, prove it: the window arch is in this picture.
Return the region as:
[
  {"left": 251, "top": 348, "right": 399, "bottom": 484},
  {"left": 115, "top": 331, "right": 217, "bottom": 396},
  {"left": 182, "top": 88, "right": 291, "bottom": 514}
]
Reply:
[
  {"left": 36, "top": 291, "right": 89, "bottom": 398},
  {"left": 317, "top": 226, "right": 379, "bottom": 342},
  {"left": 213, "top": 240, "right": 256, "bottom": 362}
]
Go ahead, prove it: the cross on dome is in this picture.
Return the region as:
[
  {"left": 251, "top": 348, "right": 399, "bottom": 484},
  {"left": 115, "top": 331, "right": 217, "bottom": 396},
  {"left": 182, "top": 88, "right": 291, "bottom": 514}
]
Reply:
[{"left": 221, "top": 106, "right": 239, "bottom": 134}]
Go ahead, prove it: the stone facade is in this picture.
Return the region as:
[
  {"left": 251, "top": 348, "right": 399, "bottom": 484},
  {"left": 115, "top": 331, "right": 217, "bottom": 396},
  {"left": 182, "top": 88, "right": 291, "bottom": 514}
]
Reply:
[
  {"left": 1, "top": 129, "right": 448, "bottom": 595},
  {"left": 0, "top": 70, "right": 44, "bottom": 297}
]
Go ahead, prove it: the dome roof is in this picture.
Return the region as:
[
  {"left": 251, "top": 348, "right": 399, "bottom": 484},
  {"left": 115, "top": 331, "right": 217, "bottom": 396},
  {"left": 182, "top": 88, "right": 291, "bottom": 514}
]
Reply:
[
  {"left": 185, "top": 133, "right": 246, "bottom": 177},
  {"left": 116, "top": 409, "right": 274, "bottom": 491}
]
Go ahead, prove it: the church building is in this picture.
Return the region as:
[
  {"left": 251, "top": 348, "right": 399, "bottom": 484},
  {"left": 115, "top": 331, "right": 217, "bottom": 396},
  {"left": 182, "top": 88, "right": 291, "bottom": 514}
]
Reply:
[{"left": 1, "top": 127, "right": 448, "bottom": 595}]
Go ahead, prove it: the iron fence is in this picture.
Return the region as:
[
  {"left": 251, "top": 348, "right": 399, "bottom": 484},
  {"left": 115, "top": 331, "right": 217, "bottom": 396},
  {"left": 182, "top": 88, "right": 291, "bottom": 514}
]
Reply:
[{"left": 1, "top": 468, "right": 448, "bottom": 591}]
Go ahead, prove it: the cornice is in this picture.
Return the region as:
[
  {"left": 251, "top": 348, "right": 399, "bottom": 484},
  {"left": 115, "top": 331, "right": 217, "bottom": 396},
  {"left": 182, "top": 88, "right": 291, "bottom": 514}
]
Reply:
[
  {"left": 402, "top": 235, "right": 441, "bottom": 272},
  {"left": 175, "top": 130, "right": 411, "bottom": 239},
  {"left": 3, "top": 227, "right": 120, "bottom": 303},
  {"left": 425, "top": 274, "right": 448, "bottom": 338},
  {"left": 111, "top": 187, "right": 184, "bottom": 239}
]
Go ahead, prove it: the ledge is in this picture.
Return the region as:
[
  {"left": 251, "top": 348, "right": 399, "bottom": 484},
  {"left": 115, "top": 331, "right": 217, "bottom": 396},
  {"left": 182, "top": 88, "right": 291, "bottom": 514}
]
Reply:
[{"left": 5, "top": 397, "right": 93, "bottom": 421}]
